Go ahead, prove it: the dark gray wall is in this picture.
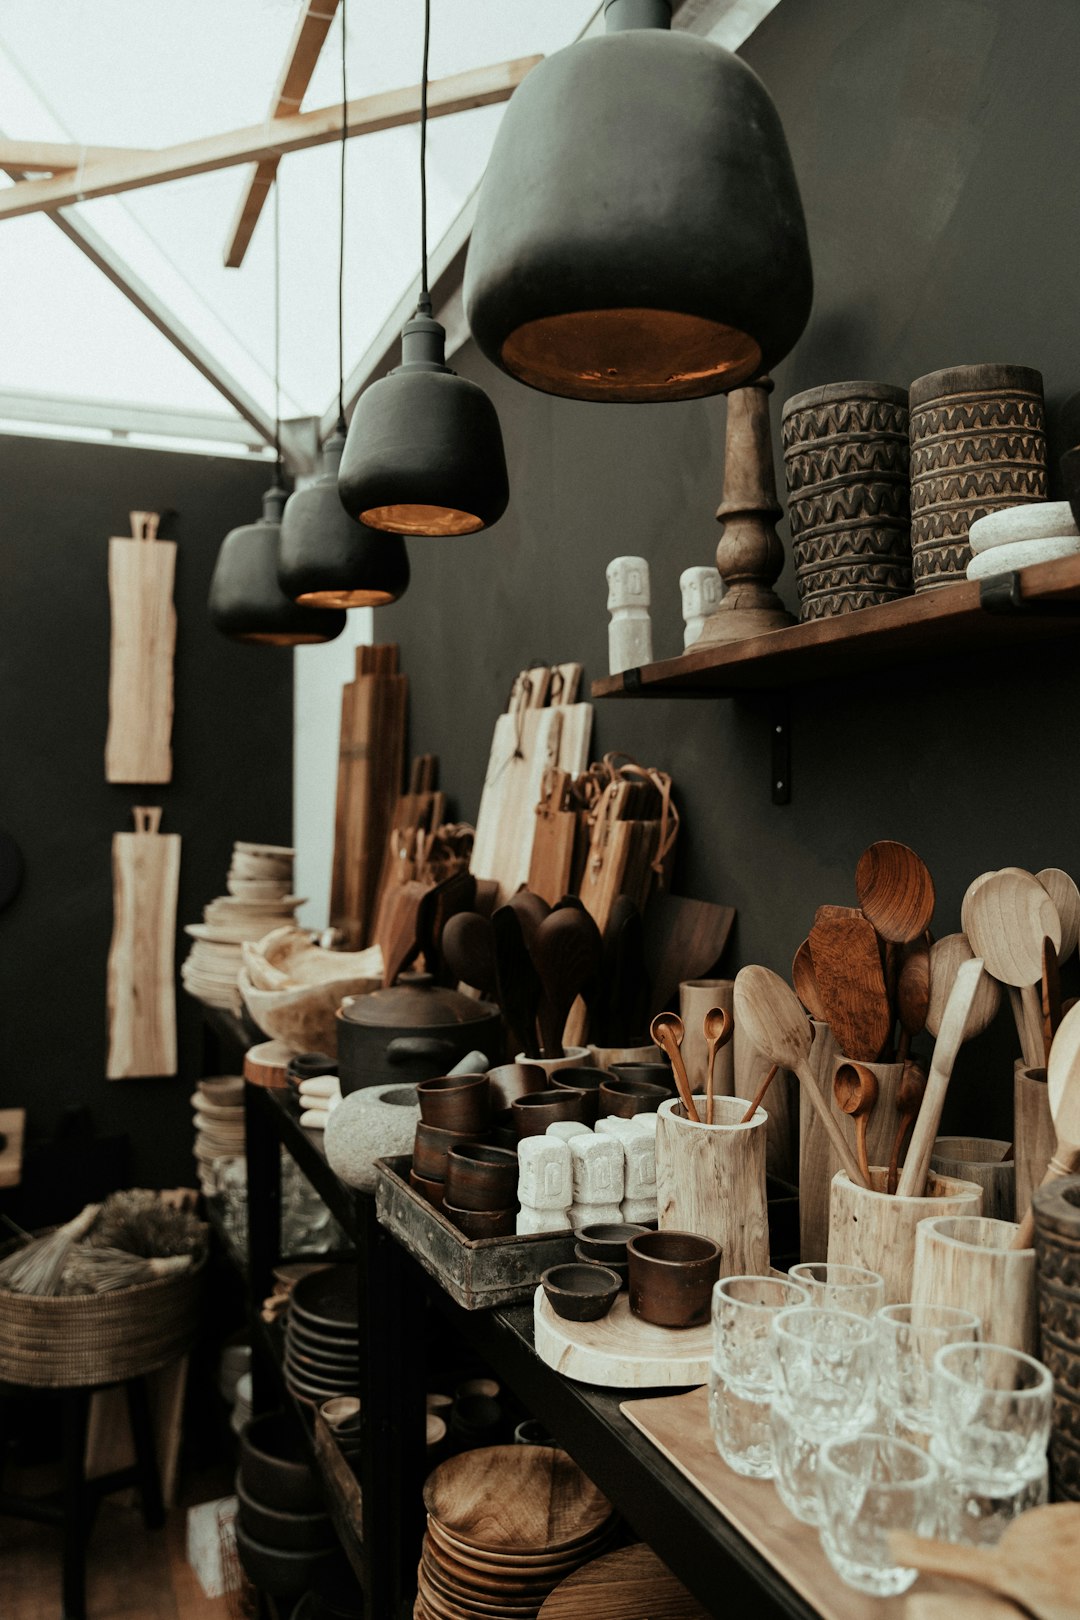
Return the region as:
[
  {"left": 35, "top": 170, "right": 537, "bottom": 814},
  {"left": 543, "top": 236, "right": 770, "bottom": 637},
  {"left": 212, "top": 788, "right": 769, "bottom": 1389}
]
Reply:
[
  {"left": 0, "top": 435, "right": 292, "bottom": 1193},
  {"left": 377, "top": 0, "right": 1080, "bottom": 1137}
]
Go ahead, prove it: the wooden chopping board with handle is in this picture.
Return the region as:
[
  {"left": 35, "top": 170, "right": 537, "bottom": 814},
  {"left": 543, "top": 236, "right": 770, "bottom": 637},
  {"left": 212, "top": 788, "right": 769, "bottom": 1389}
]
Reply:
[
  {"left": 107, "top": 806, "right": 180, "bottom": 1078},
  {"left": 106, "top": 511, "right": 176, "bottom": 784}
]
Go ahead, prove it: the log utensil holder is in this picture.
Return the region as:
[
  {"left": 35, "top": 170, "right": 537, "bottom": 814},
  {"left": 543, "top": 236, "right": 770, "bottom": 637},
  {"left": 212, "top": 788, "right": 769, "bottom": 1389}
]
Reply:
[
  {"left": 913, "top": 1214, "right": 1036, "bottom": 1355},
  {"left": 1015, "top": 1062, "right": 1056, "bottom": 1221},
  {"left": 656, "top": 1094, "right": 769, "bottom": 1277},
  {"left": 828, "top": 1167, "right": 982, "bottom": 1304},
  {"left": 930, "top": 1137, "right": 1015, "bottom": 1223}
]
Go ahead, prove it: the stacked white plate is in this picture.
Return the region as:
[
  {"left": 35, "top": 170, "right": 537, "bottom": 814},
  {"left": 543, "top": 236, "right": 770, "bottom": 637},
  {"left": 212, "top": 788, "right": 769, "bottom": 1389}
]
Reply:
[
  {"left": 966, "top": 501, "right": 1080, "bottom": 580},
  {"left": 192, "top": 1074, "right": 245, "bottom": 1194},
  {"left": 182, "top": 842, "right": 304, "bottom": 1013}
]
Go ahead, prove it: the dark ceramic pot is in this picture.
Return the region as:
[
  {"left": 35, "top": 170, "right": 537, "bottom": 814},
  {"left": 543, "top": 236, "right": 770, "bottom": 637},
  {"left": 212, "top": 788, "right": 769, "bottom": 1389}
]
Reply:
[
  {"left": 600, "top": 1076, "right": 670, "bottom": 1118},
  {"left": 235, "top": 1475, "right": 335, "bottom": 1553},
  {"left": 412, "top": 1121, "right": 484, "bottom": 1182},
  {"left": 336, "top": 973, "right": 503, "bottom": 1095},
  {"left": 240, "top": 1411, "right": 321, "bottom": 1514},
  {"left": 235, "top": 1523, "right": 338, "bottom": 1602},
  {"left": 576, "top": 1222, "right": 650, "bottom": 1264},
  {"left": 610, "top": 1063, "right": 673, "bottom": 1091},
  {"left": 551, "top": 1067, "right": 604, "bottom": 1127},
  {"left": 627, "top": 1229, "right": 722, "bottom": 1328},
  {"left": 444, "top": 1143, "right": 519, "bottom": 1211},
  {"left": 511, "top": 1089, "right": 587, "bottom": 1140},
  {"left": 409, "top": 1168, "right": 446, "bottom": 1209},
  {"left": 541, "top": 1262, "right": 620, "bottom": 1322},
  {"left": 443, "top": 1202, "right": 517, "bottom": 1241},
  {"left": 415, "top": 1073, "right": 493, "bottom": 1133},
  {"left": 487, "top": 1061, "right": 547, "bottom": 1116}
]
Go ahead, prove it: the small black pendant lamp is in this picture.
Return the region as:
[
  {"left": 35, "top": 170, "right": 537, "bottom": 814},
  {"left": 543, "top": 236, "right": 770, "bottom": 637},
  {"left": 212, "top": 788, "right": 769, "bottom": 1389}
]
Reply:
[
  {"left": 279, "top": 0, "right": 410, "bottom": 605},
  {"left": 337, "top": 0, "right": 509, "bottom": 536},
  {"left": 208, "top": 189, "right": 345, "bottom": 645},
  {"left": 463, "top": 0, "right": 813, "bottom": 403}
]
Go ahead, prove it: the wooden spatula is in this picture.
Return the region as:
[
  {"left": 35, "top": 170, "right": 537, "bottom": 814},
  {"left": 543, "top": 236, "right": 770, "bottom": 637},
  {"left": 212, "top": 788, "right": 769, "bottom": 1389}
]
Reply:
[
  {"left": 791, "top": 939, "right": 826, "bottom": 1021},
  {"left": 492, "top": 905, "right": 542, "bottom": 1059},
  {"left": 855, "top": 839, "right": 935, "bottom": 943},
  {"left": 963, "top": 868, "right": 1061, "bottom": 1069},
  {"left": 441, "top": 911, "right": 496, "bottom": 998},
  {"left": 896, "top": 956, "right": 985, "bottom": 1198},
  {"left": 808, "top": 904, "right": 892, "bottom": 1061},
  {"left": 891, "top": 1503, "right": 1080, "bottom": 1620},
  {"left": 895, "top": 931, "right": 931, "bottom": 1062},
  {"left": 530, "top": 907, "right": 604, "bottom": 1060}
]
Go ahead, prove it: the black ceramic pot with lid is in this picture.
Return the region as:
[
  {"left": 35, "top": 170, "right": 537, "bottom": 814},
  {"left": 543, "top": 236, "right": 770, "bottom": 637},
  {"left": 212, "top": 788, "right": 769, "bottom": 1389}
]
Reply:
[{"left": 336, "top": 973, "right": 503, "bottom": 1095}]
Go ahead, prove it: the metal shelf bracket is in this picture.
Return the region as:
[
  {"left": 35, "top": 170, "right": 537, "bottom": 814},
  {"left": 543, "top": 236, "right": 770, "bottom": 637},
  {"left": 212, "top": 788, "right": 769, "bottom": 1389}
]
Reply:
[{"left": 979, "top": 572, "right": 1080, "bottom": 617}]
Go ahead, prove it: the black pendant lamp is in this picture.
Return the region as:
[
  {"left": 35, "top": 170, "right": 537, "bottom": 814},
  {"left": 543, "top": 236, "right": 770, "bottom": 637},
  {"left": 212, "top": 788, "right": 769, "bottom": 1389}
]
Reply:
[
  {"left": 279, "top": 0, "right": 410, "bottom": 605},
  {"left": 337, "top": 0, "right": 509, "bottom": 536},
  {"left": 463, "top": 0, "right": 813, "bottom": 403},
  {"left": 209, "top": 190, "right": 345, "bottom": 645}
]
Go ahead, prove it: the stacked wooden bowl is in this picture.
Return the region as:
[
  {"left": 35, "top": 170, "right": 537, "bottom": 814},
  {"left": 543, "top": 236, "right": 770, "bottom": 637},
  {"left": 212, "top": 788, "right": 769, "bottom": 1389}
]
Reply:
[
  {"left": 190, "top": 1075, "right": 245, "bottom": 1194},
  {"left": 539, "top": 1544, "right": 708, "bottom": 1618},
  {"left": 182, "top": 841, "right": 304, "bottom": 1014},
  {"left": 416, "top": 1446, "right": 616, "bottom": 1620}
]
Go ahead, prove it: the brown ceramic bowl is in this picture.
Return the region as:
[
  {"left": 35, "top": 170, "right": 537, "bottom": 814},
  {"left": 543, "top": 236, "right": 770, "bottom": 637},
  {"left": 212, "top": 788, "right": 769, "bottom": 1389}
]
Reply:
[
  {"left": 510, "top": 1089, "right": 587, "bottom": 1140},
  {"left": 551, "top": 1068, "right": 604, "bottom": 1127},
  {"left": 444, "top": 1143, "right": 519, "bottom": 1211},
  {"left": 574, "top": 1244, "right": 628, "bottom": 1287},
  {"left": 409, "top": 1168, "right": 446, "bottom": 1209},
  {"left": 541, "top": 1263, "right": 621, "bottom": 1322},
  {"left": 599, "top": 1076, "right": 670, "bottom": 1119},
  {"left": 442, "top": 1201, "right": 516, "bottom": 1241},
  {"left": 576, "top": 1222, "right": 650, "bottom": 1264},
  {"left": 412, "top": 1121, "right": 486, "bottom": 1182},
  {"left": 415, "top": 1073, "right": 492, "bottom": 1134},
  {"left": 486, "top": 1062, "right": 547, "bottom": 1116},
  {"left": 627, "top": 1230, "right": 722, "bottom": 1328},
  {"left": 611, "top": 1062, "right": 672, "bottom": 1091}
]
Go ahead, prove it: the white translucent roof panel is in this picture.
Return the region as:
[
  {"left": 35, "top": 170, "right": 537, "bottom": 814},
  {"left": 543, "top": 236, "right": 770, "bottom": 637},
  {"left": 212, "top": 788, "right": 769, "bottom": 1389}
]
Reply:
[{"left": 0, "top": 1, "right": 600, "bottom": 434}]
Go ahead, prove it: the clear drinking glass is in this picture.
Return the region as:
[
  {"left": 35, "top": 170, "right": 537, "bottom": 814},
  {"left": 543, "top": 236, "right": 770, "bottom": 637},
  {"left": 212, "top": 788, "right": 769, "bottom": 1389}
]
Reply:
[
  {"left": 876, "top": 1303, "right": 982, "bottom": 1442},
  {"left": 709, "top": 1274, "right": 809, "bottom": 1478},
  {"left": 770, "top": 1306, "right": 880, "bottom": 1524},
  {"left": 789, "top": 1262, "right": 886, "bottom": 1318},
  {"left": 936, "top": 1461, "right": 1049, "bottom": 1546},
  {"left": 817, "top": 1433, "right": 939, "bottom": 1595}
]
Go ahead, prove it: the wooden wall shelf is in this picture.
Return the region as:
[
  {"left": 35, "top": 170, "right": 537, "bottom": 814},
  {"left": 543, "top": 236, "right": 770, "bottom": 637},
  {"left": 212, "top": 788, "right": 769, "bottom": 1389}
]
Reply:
[{"left": 591, "top": 555, "right": 1080, "bottom": 700}]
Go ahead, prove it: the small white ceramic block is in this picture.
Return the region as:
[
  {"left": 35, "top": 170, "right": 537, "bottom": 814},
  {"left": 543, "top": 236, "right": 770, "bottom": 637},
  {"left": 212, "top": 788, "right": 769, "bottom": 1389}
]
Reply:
[
  {"left": 966, "top": 533, "right": 1080, "bottom": 580},
  {"left": 622, "top": 1132, "right": 657, "bottom": 1198},
  {"left": 517, "top": 1135, "right": 572, "bottom": 1210},
  {"left": 629, "top": 1112, "right": 659, "bottom": 1135},
  {"left": 570, "top": 1202, "right": 622, "bottom": 1232},
  {"left": 516, "top": 1205, "right": 572, "bottom": 1236},
  {"left": 568, "top": 1133, "right": 625, "bottom": 1204},
  {"left": 621, "top": 1197, "right": 658, "bottom": 1226},
  {"left": 298, "top": 1074, "right": 340, "bottom": 1101},
  {"left": 969, "top": 501, "right": 1078, "bottom": 552},
  {"left": 547, "top": 1121, "right": 592, "bottom": 1141},
  {"left": 299, "top": 1107, "right": 331, "bottom": 1131},
  {"left": 681, "top": 565, "right": 722, "bottom": 648},
  {"left": 607, "top": 556, "right": 653, "bottom": 676},
  {"left": 596, "top": 1117, "right": 639, "bottom": 1138}
]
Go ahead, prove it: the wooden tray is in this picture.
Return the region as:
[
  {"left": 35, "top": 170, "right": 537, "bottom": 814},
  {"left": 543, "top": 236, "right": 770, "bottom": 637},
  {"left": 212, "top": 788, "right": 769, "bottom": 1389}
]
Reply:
[
  {"left": 534, "top": 1289, "right": 711, "bottom": 1388},
  {"left": 374, "top": 1156, "right": 576, "bottom": 1311}
]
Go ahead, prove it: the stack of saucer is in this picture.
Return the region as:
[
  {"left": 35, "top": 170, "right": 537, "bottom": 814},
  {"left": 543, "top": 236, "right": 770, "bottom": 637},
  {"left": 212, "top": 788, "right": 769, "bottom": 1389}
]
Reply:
[
  {"left": 192, "top": 1075, "right": 245, "bottom": 1195},
  {"left": 284, "top": 1265, "right": 359, "bottom": 1406},
  {"left": 228, "top": 841, "right": 295, "bottom": 901},
  {"left": 966, "top": 501, "right": 1080, "bottom": 581},
  {"left": 182, "top": 841, "right": 303, "bottom": 1013}
]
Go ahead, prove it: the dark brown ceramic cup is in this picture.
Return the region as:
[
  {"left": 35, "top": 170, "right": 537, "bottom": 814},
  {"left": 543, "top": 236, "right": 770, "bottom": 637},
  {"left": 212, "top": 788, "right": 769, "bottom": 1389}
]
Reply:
[
  {"left": 627, "top": 1230, "right": 722, "bottom": 1328},
  {"left": 541, "top": 1262, "right": 620, "bottom": 1323},
  {"left": 444, "top": 1143, "right": 519, "bottom": 1211},
  {"left": 442, "top": 1202, "right": 516, "bottom": 1240},
  {"left": 409, "top": 1168, "right": 446, "bottom": 1209},
  {"left": 576, "top": 1222, "right": 650, "bottom": 1264},
  {"left": 510, "top": 1089, "right": 587, "bottom": 1140},
  {"left": 486, "top": 1062, "right": 547, "bottom": 1116},
  {"left": 415, "top": 1073, "right": 492, "bottom": 1133},
  {"left": 551, "top": 1067, "right": 604, "bottom": 1127},
  {"left": 611, "top": 1063, "right": 673, "bottom": 1091},
  {"left": 599, "top": 1076, "right": 670, "bottom": 1119},
  {"left": 412, "top": 1121, "right": 485, "bottom": 1181}
]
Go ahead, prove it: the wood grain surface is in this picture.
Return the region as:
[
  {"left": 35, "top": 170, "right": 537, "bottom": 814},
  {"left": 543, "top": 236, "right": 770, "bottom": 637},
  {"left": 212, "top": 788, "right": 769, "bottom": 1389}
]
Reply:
[
  {"left": 424, "top": 1445, "right": 611, "bottom": 1554},
  {"left": 537, "top": 1543, "right": 708, "bottom": 1618},
  {"left": 0, "top": 1107, "right": 25, "bottom": 1189},
  {"left": 105, "top": 516, "right": 175, "bottom": 784},
  {"left": 330, "top": 648, "right": 407, "bottom": 948},
  {"left": 106, "top": 807, "right": 179, "bottom": 1079},
  {"left": 533, "top": 1287, "right": 712, "bottom": 1389}
]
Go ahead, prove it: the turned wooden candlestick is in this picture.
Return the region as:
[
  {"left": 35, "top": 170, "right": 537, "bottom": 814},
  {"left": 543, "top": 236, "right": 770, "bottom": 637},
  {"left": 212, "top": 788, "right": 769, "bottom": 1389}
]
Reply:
[{"left": 696, "top": 377, "right": 795, "bottom": 647}]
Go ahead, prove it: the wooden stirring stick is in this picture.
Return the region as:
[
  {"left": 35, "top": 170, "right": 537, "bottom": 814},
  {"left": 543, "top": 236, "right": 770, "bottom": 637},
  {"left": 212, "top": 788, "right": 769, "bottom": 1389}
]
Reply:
[
  {"left": 1043, "top": 935, "right": 1062, "bottom": 1063},
  {"left": 650, "top": 1011, "right": 699, "bottom": 1122}
]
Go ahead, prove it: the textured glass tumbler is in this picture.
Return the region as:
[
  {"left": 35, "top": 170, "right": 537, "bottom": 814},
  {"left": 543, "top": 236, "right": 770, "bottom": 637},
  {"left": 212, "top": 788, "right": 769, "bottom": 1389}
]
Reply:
[
  {"left": 770, "top": 1306, "right": 880, "bottom": 1525},
  {"left": 876, "top": 1303, "right": 981, "bottom": 1442},
  {"left": 933, "top": 1458, "right": 1049, "bottom": 1546},
  {"left": 931, "top": 1341, "right": 1052, "bottom": 1493},
  {"left": 789, "top": 1262, "right": 886, "bottom": 1318},
  {"left": 709, "top": 1274, "right": 809, "bottom": 1477},
  {"left": 817, "top": 1433, "right": 939, "bottom": 1595}
]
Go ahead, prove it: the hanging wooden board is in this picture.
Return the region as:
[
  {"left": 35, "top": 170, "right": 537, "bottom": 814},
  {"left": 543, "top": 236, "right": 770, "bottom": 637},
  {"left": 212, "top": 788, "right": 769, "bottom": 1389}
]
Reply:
[
  {"left": 329, "top": 645, "right": 407, "bottom": 947},
  {"left": 0, "top": 1108, "right": 26, "bottom": 1189},
  {"left": 105, "top": 511, "right": 176, "bottom": 785},
  {"left": 106, "top": 806, "right": 180, "bottom": 1079}
]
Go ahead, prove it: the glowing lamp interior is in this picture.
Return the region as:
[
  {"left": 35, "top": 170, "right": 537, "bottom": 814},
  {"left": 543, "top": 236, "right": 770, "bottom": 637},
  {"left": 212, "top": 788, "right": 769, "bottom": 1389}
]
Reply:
[
  {"left": 296, "top": 588, "right": 397, "bottom": 609},
  {"left": 360, "top": 503, "right": 484, "bottom": 537}
]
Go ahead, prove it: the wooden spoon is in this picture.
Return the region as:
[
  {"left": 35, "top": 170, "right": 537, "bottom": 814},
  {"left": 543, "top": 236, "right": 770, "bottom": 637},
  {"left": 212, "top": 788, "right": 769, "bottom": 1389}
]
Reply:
[
  {"left": 1043, "top": 935, "right": 1062, "bottom": 1062},
  {"left": 440, "top": 911, "right": 496, "bottom": 998},
  {"left": 926, "top": 933, "right": 1001, "bottom": 1039},
  {"left": 891, "top": 1503, "right": 1080, "bottom": 1620},
  {"left": 530, "top": 908, "right": 604, "bottom": 1061},
  {"left": 506, "top": 887, "right": 550, "bottom": 948},
  {"left": 896, "top": 957, "right": 985, "bottom": 1198},
  {"left": 733, "top": 966, "right": 868, "bottom": 1186},
  {"left": 703, "top": 1005, "right": 733, "bottom": 1125},
  {"left": 895, "top": 931, "right": 931, "bottom": 1062},
  {"left": 833, "top": 1062, "right": 879, "bottom": 1184},
  {"left": 791, "top": 939, "right": 826, "bottom": 1022},
  {"left": 650, "top": 1011, "right": 699, "bottom": 1123},
  {"left": 740, "top": 1063, "right": 779, "bottom": 1125},
  {"left": 886, "top": 1059, "right": 927, "bottom": 1195},
  {"left": 855, "top": 840, "right": 936, "bottom": 944},
  {"left": 1037, "top": 868, "right": 1080, "bottom": 960},
  {"left": 808, "top": 904, "right": 892, "bottom": 1061},
  {"left": 962, "top": 869, "right": 1061, "bottom": 1070},
  {"left": 1013, "top": 997, "right": 1080, "bottom": 1247},
  {"left": 492, "top": 905, "right": 542, "bottom": 1059}
]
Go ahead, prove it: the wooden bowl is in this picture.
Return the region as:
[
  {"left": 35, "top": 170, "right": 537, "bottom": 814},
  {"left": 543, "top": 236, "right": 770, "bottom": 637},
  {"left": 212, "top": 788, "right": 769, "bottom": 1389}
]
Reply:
[
  {"left": 511, "top": 1090, "right": 587, "bottom": 1140},
  {"left": 409, "top": 1168, "right": 446, "bottom": 1208},
  {"left": 416, "top": 1074, "right": 493, "bottom": 1133},
  {"left": 541, "top": 1263, "right": 621, "bottom": 1323},
  {"left": 576, "top": 1223, "right": 649, "bottom": 1265},
  {"left": 487, "top": 1062, "right": 548, "bottom": 1115},
  {"left": 444, "top": 1144, "right": 519, "bottom": 1211},
  {"left": 599, "top": 1077, "right": 670, "bottom": 1119},
  {"left": 627, "top": 1230, "right": 722, "bottom": 1329},
  {"left": 413, "top": 1122, "right": 485, "bottom": 1182},
  {"left": 443, "top": 1202, "right": 517, "bottom": 1241},
  {"left": 552, "top": 1068, "right": 604, "bottom": 1127}
]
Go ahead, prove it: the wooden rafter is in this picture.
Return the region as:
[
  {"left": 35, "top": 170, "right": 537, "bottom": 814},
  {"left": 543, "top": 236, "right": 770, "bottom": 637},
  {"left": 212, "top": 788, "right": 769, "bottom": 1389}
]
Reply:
[
  {"left": 0, "top": 56, "right": 541, "bottom": 225},
  {"left": 224, "top": 0, "right": 340, "bottom": 269},
  {"left": 0, "top": 140, "right": 147, "bottom": 173}
]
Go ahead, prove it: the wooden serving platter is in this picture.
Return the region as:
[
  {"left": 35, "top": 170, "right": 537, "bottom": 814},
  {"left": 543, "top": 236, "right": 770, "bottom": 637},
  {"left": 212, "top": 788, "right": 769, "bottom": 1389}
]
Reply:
[
  {"left": 533, "top": 1289, "right": 711, "bottom": 1388},
  {"left": 106, "top": 806, "right": 180, "bottom": 1079},
  {"left": 105, "top": 512, "right": 175, "bottom": 784},
  {"left": 0, "top": 1109, "right": 26, "bottom": 1189},
  {"left": 537, "top": 1543, "right": 708, "bottom": 1618}
]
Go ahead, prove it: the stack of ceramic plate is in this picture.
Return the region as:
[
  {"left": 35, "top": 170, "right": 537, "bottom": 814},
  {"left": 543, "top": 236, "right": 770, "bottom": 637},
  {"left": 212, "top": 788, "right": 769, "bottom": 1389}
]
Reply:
[
  {"left": 192, "top": 1075, "right": 245, "bottom": 1194},
  {"left": 284, "top": 1265, "right": 359, "bottom": 1406},
  {"left": 228, "top": 841, "right": 295, "bottom": 901},
  {"left": 182, "top": 841, "right": 304, "bottom": 1013},
  {"left": 416, "top": 1446, "right": 616, "bottom": 1620}
]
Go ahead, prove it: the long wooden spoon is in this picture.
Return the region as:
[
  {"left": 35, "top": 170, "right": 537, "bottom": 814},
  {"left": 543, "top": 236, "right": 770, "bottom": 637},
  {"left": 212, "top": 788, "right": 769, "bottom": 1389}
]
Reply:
[
  {"left": 650, "top": 1011, "right": 699, "bottom": 1122},
  {"left": 492, "top": 905, "right": 542, "bottom": 1060},
  {"left": 702, "top": 1006, "right": 732, "bottom": 1125},
  {"left": 891, "top": 1503, "right": 1080, "bottom": 1620},
  {"left": 733, "top": 966, "right": 868, "bottom": 1186},
  {"left": 1043, "top": 935, "right": 1062, "bottom": 1062},
  {"left": 833, "top": 1062, "right": 879, "bottom": 1184},
  {"left": 925, "top": 933, "right": 1001, "bottom": 1041},
  {"left": 895, "top": 932, "right": 931, "bottom": 1062},
  {"left": 886, "top": 1059, "right": 927, "bottom": 1194},
  {"left": 855, "top": 840, "right": 936, "bottom": 944},
  {"left": 791, "top": 939, "right": 827, "bottom": 1022},
  {"left": 1037, "top": 868, "right": 1080, "bottom": 960},
  {"left": 808, "top": 904, "right": 892, "bottom": 1061},
  {"left": 896, "top": 957, "right": 985, "bottom": 1198},
  {"left": 530, "top": 907, "right": 604, "bottom": 1060},
  {"left": 441, "top": 911, "right": 496, "bottom": 998},
  {"left": 963, "top": 869, "right": 1060, "bottom": 1070},
  {"left": 1013, "top": 997, "right": 1080, "bottom": 1247}
]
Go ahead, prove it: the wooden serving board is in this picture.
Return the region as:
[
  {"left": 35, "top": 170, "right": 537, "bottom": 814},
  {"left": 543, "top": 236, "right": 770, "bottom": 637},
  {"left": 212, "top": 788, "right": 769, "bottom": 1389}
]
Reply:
[
  {"left": 621, "top": 1388, "right": 958, "bottom": 1620},
  {"left": 106, "top": 807, "right": 180, "bottom": 1079},
  {"left": 106, "top": 512, "right": 176, "bottom": 784},
  {"left": 533, "top": 1288, "right": 711, "bottom": 1388},
  {"left": 0, "top": 1108, "right": 26, "bottom": 1189},
  {"left": 330, "top": 646, "right": 407, "bottom": 947}
]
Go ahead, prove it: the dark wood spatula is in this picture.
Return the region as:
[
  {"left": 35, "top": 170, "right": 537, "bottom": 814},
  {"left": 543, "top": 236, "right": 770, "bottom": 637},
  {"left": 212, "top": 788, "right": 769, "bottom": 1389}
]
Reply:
[{"left": 530, "top": 907, "right": 605, "bottom": 1060}]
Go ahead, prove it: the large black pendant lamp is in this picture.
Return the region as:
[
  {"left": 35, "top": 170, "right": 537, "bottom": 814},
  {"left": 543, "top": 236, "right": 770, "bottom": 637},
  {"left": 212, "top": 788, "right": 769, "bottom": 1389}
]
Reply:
[
  {"left": 278, "top": 0, "right": 410, "bottom": 605},
  {"left": 208, "top": 191, "right": 345, "bottom": 645},
  {"left": 337, "top": 0, "right": 509, "bottom": 536},
  {"left": 463, "top": 0, "right": 813, "bottom": 403}
]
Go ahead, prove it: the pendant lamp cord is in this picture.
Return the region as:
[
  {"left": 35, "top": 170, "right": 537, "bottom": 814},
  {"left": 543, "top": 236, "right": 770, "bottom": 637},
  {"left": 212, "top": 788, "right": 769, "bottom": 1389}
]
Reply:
[
  {"left": 418, "top": 0, "right": 431, "bottom": 316},
  {"left": 337, "top": 0, "right": 348, "bottom": 432},
  {"left": 273, "top": 178, "right": 283, "bottom": 483}
]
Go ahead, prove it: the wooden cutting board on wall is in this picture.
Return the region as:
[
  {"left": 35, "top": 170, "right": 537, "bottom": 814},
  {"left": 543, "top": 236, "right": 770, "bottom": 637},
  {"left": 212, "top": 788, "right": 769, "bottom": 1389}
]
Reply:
[
  {"left": 107, "top": 807, "right": 180, "bottom": 1079},
  {"left": 105, "top": 511, "right": 176, "bottom": 784},
  {"left": 329, "top": 645, "right": 407, "bottom": 948}
]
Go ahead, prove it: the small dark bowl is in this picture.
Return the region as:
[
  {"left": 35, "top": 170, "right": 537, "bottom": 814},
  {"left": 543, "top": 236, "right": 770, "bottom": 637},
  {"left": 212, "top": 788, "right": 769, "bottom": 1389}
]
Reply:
[
  {"left": 627, "top": 1229, "right": 722, "bottom": 1329},
  {"left": 444, "top": 1143, "right": 519, "bottom": 1211},
  {"left": 409, "top": 1168, "right": 446, "bottom": 1208},
  {"left": 240, "top": 1411, "right": 321, "bottom": 1514},
  {"left": 511, "top": 1089, "right": 587, "bottom": 1139},
  {"left": 600, "top": 1076, "right": 670, "bottom": 1119},
  {"left": 487, "top": 1061, "right": 547, "bottom": 1116},
  {"left": 611, "top": 1062, "right": 672, "bottom": 1090},
  {"left": 552, "top": 1068, "right": 604, "bottom": 1127},
  {"left": 235, "top": 1522, "right": 337, "bottom": 1602},
  {"left": 415, "top": 1073, "right": 492, "bottom": 1133},
  {"left": 575, "top": 1244, "right": 628, "bottom": 1287},
  {"left": 235, "top": 1474, "right": 334, "bottom": 1553},
  {"left": 442, "top": 1201, "right": 516, "bottom": 1240},
  {"left": 285, "top": 1051, "right": 338, "bottom": 1091},
  {"left": 541, "top": 1262, "right": 621, "bottom": 1322},
  {"left": 413, "top": 1121, "right": 486, "bottom": 1181},
  {"left": 576, "top": 1222, "right": 650, "bottom": 1264}
]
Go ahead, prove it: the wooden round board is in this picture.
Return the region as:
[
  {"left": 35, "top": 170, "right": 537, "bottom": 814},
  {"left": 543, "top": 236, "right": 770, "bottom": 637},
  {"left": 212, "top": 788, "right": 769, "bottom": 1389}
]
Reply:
[
  {"left": 533, "top": 1288, "right": 711, "bottom": 1388},
  {"left": 537, "top": 1544, "right": 708, "bottom": 1618}
]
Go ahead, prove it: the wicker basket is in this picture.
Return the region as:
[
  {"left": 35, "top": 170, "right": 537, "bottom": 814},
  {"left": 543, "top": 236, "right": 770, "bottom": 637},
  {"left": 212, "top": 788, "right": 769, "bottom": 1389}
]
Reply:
[{"left": 0, "top": 1236, "right": 206, "bottom": 1389}]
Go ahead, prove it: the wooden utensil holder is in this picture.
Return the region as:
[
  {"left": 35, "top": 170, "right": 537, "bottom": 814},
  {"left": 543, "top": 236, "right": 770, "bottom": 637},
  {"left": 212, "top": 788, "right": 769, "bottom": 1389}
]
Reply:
[
  {"left": 588, "top": 1043, "right": 659, "bottom": 1074},
  {"left": 798, "top": 1020, "right": 839, "bottom": 1264},
  {"left": 1015, "top": 1061, "right": 1055, "bottom": 1222},
  {"left": 828, "top": 1167, "right": 982, "bottom": 1303},
  {"left": 930, "top": 1137, "right": 1015, "bottom": 1223},
  {"left": 656, "top": 1094, "right": 769, "bottom": 1276},
  {"left": 679, "top": 979, "right": 734, "bottom": 1097},
  {"left": 912, "top": 1214, "right": 1036, "bottom": 1354}
]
